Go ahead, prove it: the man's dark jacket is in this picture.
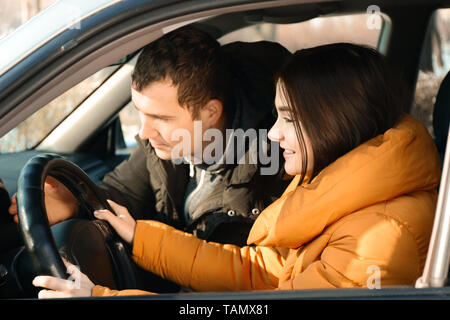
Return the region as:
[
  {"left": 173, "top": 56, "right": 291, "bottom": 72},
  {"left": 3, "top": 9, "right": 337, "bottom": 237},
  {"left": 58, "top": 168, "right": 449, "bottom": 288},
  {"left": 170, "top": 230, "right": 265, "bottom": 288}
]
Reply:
[{"left": 98, "top": 41, "right": 291, "bottom": 246}]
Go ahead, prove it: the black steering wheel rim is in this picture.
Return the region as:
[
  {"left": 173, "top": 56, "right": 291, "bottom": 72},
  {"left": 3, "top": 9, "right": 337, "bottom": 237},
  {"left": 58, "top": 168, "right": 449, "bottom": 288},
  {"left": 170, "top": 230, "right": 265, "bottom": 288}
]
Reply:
[{"left": 16, "top": 153, "right": 113, "bottom": 279}]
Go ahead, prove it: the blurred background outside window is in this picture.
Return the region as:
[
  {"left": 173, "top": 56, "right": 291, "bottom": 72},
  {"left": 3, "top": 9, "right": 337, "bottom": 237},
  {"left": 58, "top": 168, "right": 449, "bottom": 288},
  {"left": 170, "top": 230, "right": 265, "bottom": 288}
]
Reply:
[
  {"left": 411, "top": 10, "right": 450, "bottom": 138},
  {"left": 0, "top": 0, "right": 57, "bottom": 39}
]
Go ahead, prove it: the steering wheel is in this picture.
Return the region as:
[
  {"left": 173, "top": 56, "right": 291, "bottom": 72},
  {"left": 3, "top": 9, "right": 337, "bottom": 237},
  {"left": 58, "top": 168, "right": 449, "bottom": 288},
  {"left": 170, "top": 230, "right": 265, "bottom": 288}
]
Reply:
[{"left": 16, "top": 153, "right": 139, "bottom": 292}]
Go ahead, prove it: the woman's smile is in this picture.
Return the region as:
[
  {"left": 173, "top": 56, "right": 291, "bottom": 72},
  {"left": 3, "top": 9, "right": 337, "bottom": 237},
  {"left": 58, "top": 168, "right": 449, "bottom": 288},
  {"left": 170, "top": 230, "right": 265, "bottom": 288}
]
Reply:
[{"left": 282, "top": 147, "right": 296, "bottom": 158}]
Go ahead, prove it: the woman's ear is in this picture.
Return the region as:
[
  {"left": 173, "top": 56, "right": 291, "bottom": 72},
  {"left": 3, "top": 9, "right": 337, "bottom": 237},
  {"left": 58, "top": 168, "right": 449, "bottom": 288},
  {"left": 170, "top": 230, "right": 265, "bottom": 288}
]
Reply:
[{"left": 199, "top": 99, "right": 223, "bottom": 128}]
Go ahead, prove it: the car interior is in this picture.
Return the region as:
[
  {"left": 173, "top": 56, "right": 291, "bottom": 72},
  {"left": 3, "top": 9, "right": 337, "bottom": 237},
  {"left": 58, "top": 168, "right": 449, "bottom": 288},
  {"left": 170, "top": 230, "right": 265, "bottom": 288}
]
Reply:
[{"left": 0, "top": 0, "right": 449, "bottom": 299}]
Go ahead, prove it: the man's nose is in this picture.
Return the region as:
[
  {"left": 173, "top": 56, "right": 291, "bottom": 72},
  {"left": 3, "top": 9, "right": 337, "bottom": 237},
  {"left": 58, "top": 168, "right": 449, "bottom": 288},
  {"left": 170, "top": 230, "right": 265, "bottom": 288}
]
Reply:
[{"left": 139, "top": 117, "right": 159, "bottom": 140}]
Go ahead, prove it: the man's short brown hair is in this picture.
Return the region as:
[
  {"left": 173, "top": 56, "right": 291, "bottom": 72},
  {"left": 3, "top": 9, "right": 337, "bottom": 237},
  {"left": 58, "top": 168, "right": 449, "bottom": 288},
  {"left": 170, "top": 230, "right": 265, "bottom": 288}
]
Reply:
[{"left": 132, "top": 26, "right": 231, "bottom": 118}]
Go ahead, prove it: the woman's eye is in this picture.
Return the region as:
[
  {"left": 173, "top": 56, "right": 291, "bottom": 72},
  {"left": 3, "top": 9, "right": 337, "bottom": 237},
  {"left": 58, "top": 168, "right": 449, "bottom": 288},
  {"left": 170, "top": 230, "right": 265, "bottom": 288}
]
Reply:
[{"left": 283, "top": 117, "right": 294, "bottom": 123}]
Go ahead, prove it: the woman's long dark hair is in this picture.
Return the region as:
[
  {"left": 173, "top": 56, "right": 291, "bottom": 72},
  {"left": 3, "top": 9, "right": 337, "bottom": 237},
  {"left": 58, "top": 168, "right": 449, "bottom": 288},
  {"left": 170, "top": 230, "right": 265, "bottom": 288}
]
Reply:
[{"left": 278, "top": 43, "right": 407, "bottom": 185}]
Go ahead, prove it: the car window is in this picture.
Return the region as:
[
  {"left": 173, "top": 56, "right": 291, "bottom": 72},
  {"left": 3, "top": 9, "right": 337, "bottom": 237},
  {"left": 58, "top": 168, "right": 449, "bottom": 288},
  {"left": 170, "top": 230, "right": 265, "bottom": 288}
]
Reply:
[
  {"left": 218, "top": 13, "right": 385, "bottom": 51},
  {"left": 117, "top": 101, "right": 141, "bottom": 154},
  {"left": 411, "top": 8, "right": 450, "bottom": 137},
  {"left": 0, "top": 65, "right": 118, "bottom": 153}
]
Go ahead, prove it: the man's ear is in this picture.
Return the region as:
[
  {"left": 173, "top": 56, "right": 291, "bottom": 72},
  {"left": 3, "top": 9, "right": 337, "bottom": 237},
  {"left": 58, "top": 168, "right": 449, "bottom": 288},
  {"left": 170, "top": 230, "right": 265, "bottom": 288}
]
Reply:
[{"left": 199, "top": 99, "right": 223, "bottom": 127}]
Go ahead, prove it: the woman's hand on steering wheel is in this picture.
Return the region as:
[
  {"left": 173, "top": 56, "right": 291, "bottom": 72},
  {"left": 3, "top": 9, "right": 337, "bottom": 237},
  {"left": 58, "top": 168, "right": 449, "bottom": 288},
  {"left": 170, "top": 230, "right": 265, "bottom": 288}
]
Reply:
[
  {"left": 94, "top": 199, "right": 136, "bottom": 245},
  {"left": 33, "top": 258, "right": 95, "bottom": 298}
]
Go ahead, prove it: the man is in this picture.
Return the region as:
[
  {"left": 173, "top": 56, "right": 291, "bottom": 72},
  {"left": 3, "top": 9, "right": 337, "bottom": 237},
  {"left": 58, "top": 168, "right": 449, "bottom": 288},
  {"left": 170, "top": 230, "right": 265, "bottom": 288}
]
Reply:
[{"left": 9, "top": 26, "right": 290, "bottom": 247}]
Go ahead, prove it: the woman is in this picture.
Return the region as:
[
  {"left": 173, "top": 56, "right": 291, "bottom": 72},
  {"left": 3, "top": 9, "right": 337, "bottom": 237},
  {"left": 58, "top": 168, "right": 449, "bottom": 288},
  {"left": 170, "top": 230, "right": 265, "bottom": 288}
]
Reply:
[{"left": 32, "top": 43, "right": 441, "bottom": 297}]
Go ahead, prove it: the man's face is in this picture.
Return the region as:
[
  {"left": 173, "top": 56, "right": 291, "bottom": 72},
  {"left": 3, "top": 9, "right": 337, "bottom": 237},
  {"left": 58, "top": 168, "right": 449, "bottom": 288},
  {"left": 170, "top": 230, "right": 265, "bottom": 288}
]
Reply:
[{"left": 131, "top": 79, "right": 199, "bottom": 161}]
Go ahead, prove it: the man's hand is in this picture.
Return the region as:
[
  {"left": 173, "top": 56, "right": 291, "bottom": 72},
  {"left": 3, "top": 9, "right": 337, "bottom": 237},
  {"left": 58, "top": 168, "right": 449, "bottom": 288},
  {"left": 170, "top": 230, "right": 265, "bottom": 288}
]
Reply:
[
  {"left": 0, "top": 178, "right": 11, "bottom": 212},
  {"left": 8, "top": 175, "right": 78, "bottom": 226},
  {"left": 94, "top": 199, "right": 136, "bottom": 245},
  {"left": 33, "top": 258, "right": 95, "bottom": 299}
]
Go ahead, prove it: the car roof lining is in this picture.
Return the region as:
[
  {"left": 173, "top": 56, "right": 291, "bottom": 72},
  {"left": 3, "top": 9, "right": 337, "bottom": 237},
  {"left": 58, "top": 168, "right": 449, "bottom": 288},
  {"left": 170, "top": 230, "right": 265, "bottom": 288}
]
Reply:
[{"left": 193, "top": 1, "right": 341, "bottom": 37}]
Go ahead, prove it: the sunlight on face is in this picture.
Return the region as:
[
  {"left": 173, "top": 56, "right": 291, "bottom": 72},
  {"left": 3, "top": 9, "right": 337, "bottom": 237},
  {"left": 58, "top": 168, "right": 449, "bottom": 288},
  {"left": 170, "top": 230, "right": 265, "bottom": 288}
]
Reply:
[
  {"left": 268, "top": 81, "right": 314, "bottom": 176},
  {"left": 131, "top": 79, "right": 196, "bottom": 160}
]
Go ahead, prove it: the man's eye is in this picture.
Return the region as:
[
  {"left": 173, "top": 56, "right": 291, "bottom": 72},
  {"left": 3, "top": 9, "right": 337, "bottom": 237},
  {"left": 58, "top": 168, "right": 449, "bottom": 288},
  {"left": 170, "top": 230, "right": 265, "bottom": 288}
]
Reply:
[{"left": 152, "top": 116, "right": 169, "bottom": 122}]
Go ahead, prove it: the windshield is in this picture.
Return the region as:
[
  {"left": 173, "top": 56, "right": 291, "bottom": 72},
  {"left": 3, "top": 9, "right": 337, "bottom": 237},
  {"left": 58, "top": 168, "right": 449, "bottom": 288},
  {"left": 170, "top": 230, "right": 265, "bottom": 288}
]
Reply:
[{"left": 0, "top": 0, "right": 118, "bottom": 76}]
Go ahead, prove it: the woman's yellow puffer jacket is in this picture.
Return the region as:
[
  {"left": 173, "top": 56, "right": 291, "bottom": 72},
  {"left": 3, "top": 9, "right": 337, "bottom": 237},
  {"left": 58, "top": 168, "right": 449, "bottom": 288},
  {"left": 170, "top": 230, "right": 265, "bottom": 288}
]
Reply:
[{"left": 92, "top": 114, "right": 441, "bottom": 296}]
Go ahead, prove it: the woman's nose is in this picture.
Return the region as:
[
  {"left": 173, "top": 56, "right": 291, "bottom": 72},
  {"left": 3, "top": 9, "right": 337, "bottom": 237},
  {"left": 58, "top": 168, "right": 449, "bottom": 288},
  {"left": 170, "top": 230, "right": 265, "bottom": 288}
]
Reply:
[{"left": 268, "top": 124, "right": 283, "bottom": 142}]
